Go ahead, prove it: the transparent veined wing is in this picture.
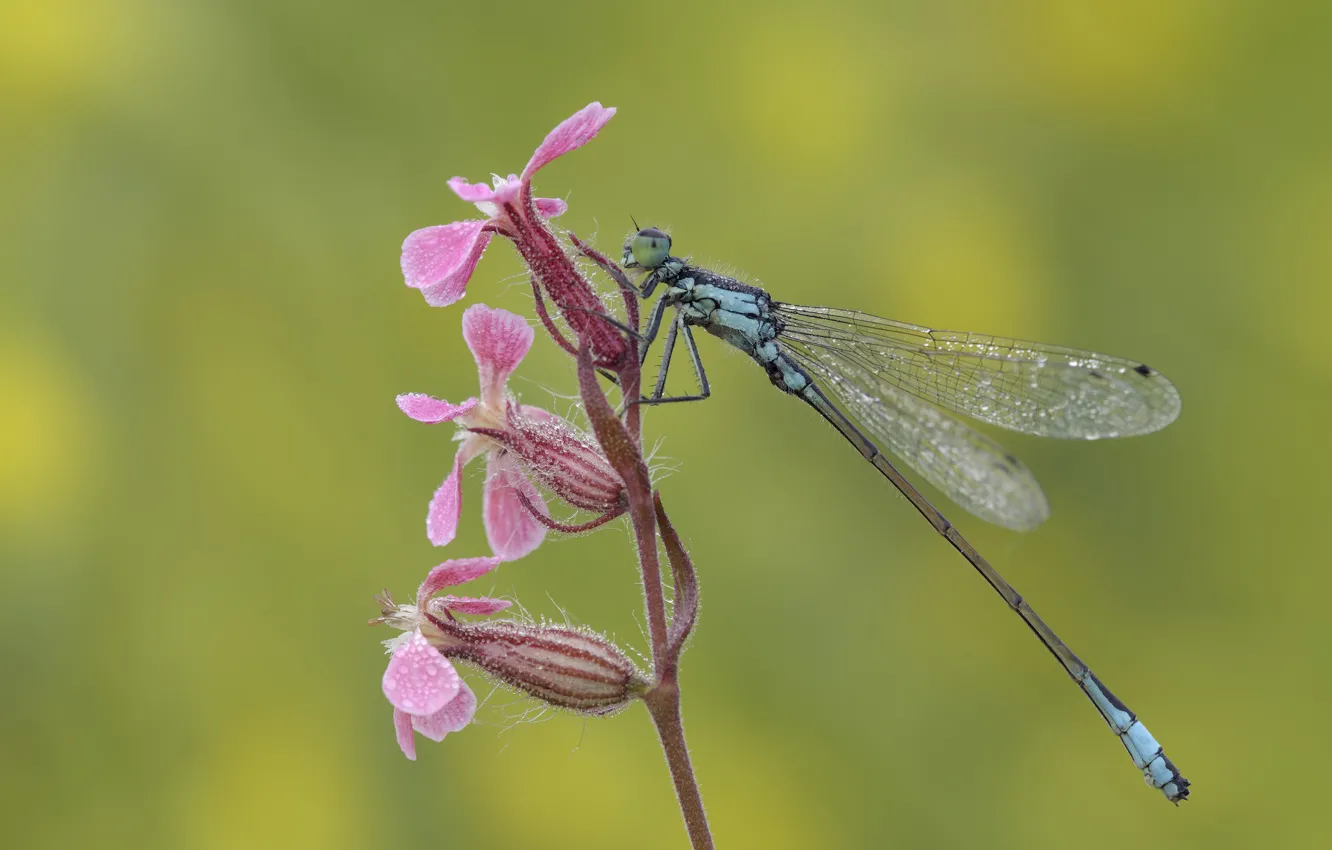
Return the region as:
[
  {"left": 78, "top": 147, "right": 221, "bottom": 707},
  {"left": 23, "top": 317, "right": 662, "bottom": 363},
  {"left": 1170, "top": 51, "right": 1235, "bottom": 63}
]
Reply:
[
  {"left": 785, "top": 341, "right": 1052, "bottom": 531},
  {"left": 776, "top": 304, "right": 1181, "bottom": 440}
]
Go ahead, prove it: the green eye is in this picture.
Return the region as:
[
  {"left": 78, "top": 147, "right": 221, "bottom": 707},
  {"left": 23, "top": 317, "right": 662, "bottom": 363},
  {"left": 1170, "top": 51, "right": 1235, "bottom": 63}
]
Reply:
[{"left": 630, "top": 227, "right": 671, "bottom": 269}]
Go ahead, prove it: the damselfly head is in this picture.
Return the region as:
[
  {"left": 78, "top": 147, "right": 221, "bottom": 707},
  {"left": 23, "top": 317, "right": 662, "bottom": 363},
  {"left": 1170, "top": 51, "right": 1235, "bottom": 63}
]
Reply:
[{"left": 623, "top": 226, "right": 671, "bottom": 269}]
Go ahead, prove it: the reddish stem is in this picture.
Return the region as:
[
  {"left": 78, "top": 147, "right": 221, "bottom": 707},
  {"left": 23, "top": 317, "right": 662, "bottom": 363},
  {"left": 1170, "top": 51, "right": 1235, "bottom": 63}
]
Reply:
[
  {"left": 576, "top": 331, "right": 712, "bottom": 848},
  {"left": 569, "top": 232, "right": 641, "bottom": 335},
  {"left": 655, "top": 492, "right": 699, "bottom": 656},
  {"left": 577, "top": 340, "right": 668, "bottom": 667},
  {"left": 645, "top": 682, "right": 714, "bottom": 850},
  {"left": 514, "top": 487, "right": 626, "bottom": 534},
  {"left": 530, "top": 277, "right": 580, "bottom": 357}
]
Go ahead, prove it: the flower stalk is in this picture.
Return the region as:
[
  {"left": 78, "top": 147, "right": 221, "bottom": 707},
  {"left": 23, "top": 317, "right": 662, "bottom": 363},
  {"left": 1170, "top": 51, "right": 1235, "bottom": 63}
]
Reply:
[
  {"left": 574, "top": 319, "right": 711, "bottom": 848},
  {"left": 386, "top": 102, "right": 713, "bottom": 849}
]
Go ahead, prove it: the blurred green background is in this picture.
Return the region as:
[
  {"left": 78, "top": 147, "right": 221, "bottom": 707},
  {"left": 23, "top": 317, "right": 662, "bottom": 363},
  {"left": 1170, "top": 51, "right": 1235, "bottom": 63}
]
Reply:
[{"left": 3, "top": 1, "right": 1330, "bottom": 847}]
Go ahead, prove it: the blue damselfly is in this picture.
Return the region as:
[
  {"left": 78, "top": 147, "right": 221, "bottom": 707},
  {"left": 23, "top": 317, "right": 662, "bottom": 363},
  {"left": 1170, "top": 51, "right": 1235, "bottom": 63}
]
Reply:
[{"left": 619, "top": 226, "right": 1189, "bottom": 803}]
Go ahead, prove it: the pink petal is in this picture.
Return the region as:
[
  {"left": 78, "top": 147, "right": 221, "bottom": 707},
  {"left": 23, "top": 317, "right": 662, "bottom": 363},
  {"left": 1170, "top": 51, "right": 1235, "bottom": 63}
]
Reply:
[
  {"left": 534, "top": 197, "right": 568, "bottom": 218},
  {"left": 427, "top": 450, "right": 466, "bottom": 547},
  {"left": 417, "top": 556, "right": 503, "bottom": 599},
  {"left": 487, "top": 175, "right": 522, "bottom": 209},
  {"left": 447, "top": 177, "right": 496, "bottom": 204},
  {"left": 449, "top": 176, "right": 523, "bottom": 219},
  {"left": 438, "top": 595, "right": 513, "bottom": 616},
  {"left": 401, "top": 221, "right": 493, "bottom": 307},
  {"left": 396, "top": 394, "right": 478, "bottom": 424},
  {"left": 383, "top": 629, "right": 461, "bottom": 717},
  {"left": 412, "top": 681, "right": 477, "bottom": 742},
  {"left": 394, "top": 707, "right": 418, "bottom": 760},
  {"left": 461, "top": 304, "right": 534, "bottom": 406},
  {"left": 521, "top": 103, "right": 617, "bottom": 182},
  {"left": 484, "top": 452, "right": 548, "bottom": 561},
  {"left": 512, "top": 403, "right": 559, "bottom": 425}
]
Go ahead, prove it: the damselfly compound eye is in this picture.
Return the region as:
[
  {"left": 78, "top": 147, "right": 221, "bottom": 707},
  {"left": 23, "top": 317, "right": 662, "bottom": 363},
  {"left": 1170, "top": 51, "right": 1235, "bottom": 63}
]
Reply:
[{"left": 630, "top": 227, "right": 671, "bottom": 269}]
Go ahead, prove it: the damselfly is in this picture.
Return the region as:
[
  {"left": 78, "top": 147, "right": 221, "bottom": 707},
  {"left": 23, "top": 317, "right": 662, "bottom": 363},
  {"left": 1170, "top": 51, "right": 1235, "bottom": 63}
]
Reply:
[{"left": 618, "top": 226, "right": 1189, "bottom": 803}]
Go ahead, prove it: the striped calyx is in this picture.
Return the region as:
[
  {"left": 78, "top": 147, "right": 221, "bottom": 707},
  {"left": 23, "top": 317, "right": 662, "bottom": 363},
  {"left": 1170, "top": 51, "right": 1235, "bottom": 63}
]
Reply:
[
  {"left": 423, "top": 616, "right": 647, "bottom": 714},
  {"left": 482, "top": 405, "right": 628, "bottom": 514}
]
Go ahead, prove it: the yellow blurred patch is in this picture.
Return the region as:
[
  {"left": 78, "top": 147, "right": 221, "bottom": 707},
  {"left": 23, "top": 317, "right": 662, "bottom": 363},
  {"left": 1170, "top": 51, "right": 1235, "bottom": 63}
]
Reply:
[
  {"left": 177, "top": 291, "right": 349, "bottom": 532},
  {"left": 881, "top": 174, "right": 1052, "bottom": 336},
  {"left": 470, "top": 711, "right": 846, "bottom": 848},
  {"left": 469, "top": 714, "right": 668, "bottom": 844},
  {"left": 1251, "top": 166, "right": 1332, "bottom": 377},
  {"left": 0, "top": 323, "right": 94, "bottom": 539},
  {"left": 701, "top": 732, "right": 850, "bottom": 849},
  {"left": 1011, "top": 0, "right": 1222, "bottom": 127},
  {"left": 0, "top": 0, "right": 111, "bottom": 104},
  {"left": 174, "top": 711, "right": 365, "bottom": 850},
  {"left": 726, "top": 19, "right": 885, "bottom": 167}
]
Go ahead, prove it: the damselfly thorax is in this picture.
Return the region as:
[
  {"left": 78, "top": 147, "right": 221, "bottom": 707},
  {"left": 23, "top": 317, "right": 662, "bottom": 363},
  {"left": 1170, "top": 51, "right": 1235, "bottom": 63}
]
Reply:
[{"left": 653, "top": 263, "right": 818, "bottom": 397}]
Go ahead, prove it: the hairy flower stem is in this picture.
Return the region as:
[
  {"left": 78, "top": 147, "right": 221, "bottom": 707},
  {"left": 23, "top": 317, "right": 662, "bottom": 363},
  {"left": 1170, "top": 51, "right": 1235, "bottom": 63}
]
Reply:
[
  {"left": 577, "top": 339, "right": 671, "bottom": 667},
  {"left": 577, "top": 335, "right": 712, "bottom": 849},
  {"left": 641, "top": 496, "right": 711, "bottom": 849},
  {"left": 630, "top": 480, "right": 712, "bottom": 849},
  {"left": 630, "top": 484, "right": 670, "bottom": 669},
  {"left": 655, "top": 492, "right": 699, "bottom": 656},
  {"left": 646, "top": 682, "right": 714, "bottom": 850}
]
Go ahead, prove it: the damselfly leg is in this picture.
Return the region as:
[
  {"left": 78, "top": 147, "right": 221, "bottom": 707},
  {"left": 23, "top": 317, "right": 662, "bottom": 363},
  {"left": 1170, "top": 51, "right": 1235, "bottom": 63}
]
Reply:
[{"left": 642, "top": 312, "right": 711, "bottom": 405}]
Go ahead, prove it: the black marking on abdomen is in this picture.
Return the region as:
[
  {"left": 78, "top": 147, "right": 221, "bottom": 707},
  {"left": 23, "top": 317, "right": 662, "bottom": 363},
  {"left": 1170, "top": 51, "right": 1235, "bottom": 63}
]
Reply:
[{"left": 1088, "top": 672, "right": 1137, "bottom": 720}]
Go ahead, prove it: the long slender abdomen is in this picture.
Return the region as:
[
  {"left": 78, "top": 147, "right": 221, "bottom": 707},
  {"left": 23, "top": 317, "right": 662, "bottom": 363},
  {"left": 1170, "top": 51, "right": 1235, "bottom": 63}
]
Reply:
[{"left": 794, "top": 381, "right": 1190, "bottom": 803}]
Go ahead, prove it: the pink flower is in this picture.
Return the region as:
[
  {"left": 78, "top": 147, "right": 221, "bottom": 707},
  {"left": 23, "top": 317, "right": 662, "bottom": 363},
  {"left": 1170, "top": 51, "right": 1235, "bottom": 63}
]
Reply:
[
  {"left": 375, "top": 557, "right": 643, "bottom": 754},
  {"left": 399, "top": 303, "right": 629, "bottom": 557},
  {"left": 384, "top": 630, "right": 474, "bottom": 761},
  {"left": 398, "top": 303, "right": 552, "bottom": 560},
  {"left": 379, "top": 556, "right": 513, "bottom": 760},
  {"left": 400, "top": 102, "right": 615, "bottom": 308}
]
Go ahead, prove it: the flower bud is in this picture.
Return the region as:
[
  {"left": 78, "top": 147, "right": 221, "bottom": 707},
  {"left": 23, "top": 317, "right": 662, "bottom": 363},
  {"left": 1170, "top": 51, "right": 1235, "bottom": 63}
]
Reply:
[
  {"left": 422, "top": 616, "right": 646, "bottom": 714},
  {"left": 498, "top": 406, "right": 627, "bottom": 515}
]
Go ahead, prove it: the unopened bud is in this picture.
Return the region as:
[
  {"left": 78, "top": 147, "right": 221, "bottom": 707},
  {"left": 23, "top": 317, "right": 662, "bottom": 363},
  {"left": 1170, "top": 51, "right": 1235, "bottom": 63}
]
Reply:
[{"left": 422, "top": 615, "right": 646, "bottom": 714}]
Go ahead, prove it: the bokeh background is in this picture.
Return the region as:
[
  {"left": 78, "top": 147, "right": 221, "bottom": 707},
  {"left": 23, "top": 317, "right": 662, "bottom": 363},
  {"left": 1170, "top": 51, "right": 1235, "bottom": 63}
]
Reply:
[{"left": 4, "top": 1, "right": 1330, "bottom": 848}]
